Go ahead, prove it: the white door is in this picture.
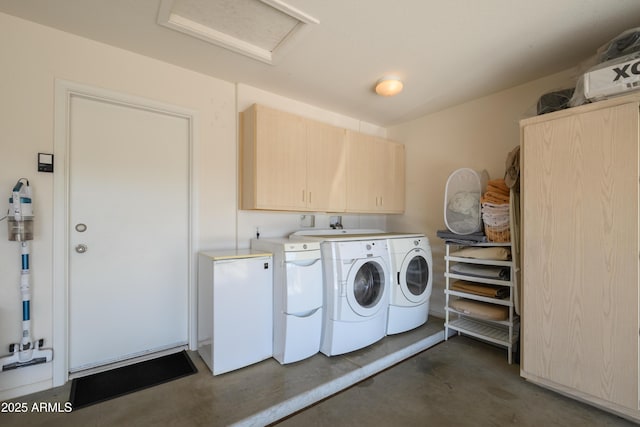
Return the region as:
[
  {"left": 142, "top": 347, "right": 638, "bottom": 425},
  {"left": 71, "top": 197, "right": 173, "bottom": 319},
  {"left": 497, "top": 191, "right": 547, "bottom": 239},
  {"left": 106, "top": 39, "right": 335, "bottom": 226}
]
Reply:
[{"left": 68, "top": 94, "right": 190, "bottom": 372}]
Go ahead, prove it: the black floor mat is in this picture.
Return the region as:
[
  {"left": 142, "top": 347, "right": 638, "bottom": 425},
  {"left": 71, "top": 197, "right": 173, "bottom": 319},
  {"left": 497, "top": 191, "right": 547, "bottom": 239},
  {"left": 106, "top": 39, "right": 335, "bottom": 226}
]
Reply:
[{"left": 69, "top": 350, "right": 197, "bottom": 409}]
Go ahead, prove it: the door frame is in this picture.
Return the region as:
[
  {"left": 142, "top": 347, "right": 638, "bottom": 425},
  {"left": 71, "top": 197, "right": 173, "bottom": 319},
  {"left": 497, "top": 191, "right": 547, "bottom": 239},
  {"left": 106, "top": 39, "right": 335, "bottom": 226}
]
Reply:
[{"left": 53, "top": 79, "right": 198, "bottom": 386}]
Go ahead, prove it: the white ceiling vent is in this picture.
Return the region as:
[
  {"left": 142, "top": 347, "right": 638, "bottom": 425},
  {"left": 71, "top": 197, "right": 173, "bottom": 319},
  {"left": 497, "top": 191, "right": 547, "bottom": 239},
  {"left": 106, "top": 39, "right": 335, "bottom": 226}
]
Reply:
[{"left": 158, "top": 0, "right": 319, "bottom": 64}]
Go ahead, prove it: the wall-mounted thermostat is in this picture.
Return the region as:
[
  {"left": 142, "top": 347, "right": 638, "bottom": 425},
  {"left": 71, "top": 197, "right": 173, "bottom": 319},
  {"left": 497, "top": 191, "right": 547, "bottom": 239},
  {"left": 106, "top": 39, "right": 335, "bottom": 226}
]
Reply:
[{"left": 38, "top": 153, "right": 54, "bottom": 173}]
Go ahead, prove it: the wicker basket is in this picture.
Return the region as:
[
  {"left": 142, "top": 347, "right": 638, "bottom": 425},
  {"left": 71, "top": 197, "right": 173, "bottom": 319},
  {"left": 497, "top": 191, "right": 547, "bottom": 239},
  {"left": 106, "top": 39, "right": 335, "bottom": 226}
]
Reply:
[{"left": 484, "top": 223, "right": 510, "bottom": 243}]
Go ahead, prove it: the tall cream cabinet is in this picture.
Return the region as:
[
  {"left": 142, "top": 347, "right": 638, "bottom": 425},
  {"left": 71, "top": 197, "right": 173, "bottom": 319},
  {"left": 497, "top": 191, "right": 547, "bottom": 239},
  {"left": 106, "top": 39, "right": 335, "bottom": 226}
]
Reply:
[
  {"left": 241, "top": 104, "right": 405, "bottom": 214},
  {"left": 520, "top": 94, "right": 640, "bottom": 422},
  {"left": 345, "top": 130, "right": 405, "bottom": 213},
  {"left": 241, "top": 104, "right": 346, "bottom": 212}
]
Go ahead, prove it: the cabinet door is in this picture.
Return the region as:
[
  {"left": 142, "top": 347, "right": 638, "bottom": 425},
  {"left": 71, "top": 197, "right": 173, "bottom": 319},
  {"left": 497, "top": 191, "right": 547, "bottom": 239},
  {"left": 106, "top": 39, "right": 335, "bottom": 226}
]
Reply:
[
  {"left": 249, "top": 105, "right": 307, "bottom": 210},
  {"left": 345, "top": 131, "right": 405, "bottom": 213},
  {"left": 345, "top": 131, "right": 381, "bottom": 212},
  {"left": 306, "top": 120, "right": 346, "bottom": 212},
  {"left": 522, "top": 102, "right": 639, "bottom": 411},
  {"left": 380, "top": 140, "right": 405, "bottom": 213}
]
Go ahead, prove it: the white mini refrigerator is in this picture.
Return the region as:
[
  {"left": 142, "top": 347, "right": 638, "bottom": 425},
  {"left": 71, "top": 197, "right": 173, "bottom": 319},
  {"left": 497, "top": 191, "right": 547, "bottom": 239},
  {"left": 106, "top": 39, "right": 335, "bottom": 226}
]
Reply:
[{"left": 198, "top": 250, "right": 273, "bottom": 375}]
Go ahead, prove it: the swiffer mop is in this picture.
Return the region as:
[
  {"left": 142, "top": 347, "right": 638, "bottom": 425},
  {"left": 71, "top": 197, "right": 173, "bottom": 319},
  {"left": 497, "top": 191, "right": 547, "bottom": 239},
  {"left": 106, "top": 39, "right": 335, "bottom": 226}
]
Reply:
[{"left": 0, "top": 178, "right": 53, "bottom": 371}]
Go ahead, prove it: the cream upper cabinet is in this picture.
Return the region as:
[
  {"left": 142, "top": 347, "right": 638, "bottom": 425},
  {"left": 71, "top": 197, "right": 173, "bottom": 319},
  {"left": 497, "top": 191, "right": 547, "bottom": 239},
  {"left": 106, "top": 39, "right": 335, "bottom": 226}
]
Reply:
[
  {"left": 242, "top": 104, "right": 307, "bottom": 210},
  {"left": 305, "top": 120, "right": 346, "bottom": 212},
  {"left": 241, "top": 104, "right": 346, "bottom": 212},
  {"left": 241, "top": 104, "right": 404, "bottom": 214},
  {"left": 381, "top": 139, "right": 405, "bottom": 213},
  {"left": 345, "top": 130, "right": 405, "bottom": 213},
  {"left": 520, "top": 97, "right": 639, "bottom": 421}
]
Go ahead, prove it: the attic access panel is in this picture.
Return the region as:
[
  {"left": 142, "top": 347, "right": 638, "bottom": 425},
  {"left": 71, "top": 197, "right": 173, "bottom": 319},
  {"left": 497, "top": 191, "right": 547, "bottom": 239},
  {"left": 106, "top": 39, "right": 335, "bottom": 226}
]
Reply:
[{"left": 158, "top": 0, "right": 319, "bottom": 64}]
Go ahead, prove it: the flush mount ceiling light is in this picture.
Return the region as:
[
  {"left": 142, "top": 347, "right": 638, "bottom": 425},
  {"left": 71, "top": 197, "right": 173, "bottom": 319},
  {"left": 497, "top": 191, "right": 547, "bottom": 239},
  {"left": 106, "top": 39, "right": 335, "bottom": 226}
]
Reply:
[
  {"left": 158, "top": 0, "right": 319, "bottom": 65},
  {"left": 375, "top": 77, "right": 403, "bottom": 97}
]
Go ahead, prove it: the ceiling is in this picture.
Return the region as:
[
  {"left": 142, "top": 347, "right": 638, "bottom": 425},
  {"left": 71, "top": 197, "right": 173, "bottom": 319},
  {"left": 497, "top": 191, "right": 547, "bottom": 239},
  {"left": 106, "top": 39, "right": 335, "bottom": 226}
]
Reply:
[{"left": 2, "top": 0, "right": 640, "bottom": 126}]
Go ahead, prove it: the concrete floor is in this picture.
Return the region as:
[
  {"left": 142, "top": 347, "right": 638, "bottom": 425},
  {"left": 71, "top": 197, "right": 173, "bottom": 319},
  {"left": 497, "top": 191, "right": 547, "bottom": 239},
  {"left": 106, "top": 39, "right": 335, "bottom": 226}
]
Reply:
[
  {"left": 275, "top": 337, "right": 636, "bottom": 427},
  {"left": 2, "top": 318, "right": 636, "bottom": 427}
]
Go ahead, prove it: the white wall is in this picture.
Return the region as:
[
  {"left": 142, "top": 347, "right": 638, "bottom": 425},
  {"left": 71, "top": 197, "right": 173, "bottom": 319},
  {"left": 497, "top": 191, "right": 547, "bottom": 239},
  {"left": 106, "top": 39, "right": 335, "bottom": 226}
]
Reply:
[
  {"left": 386, "top": 69, "right": 577, "bottom": 317},
  {"left": 0, "top": 12, "right": 388, "bottom": 399}
]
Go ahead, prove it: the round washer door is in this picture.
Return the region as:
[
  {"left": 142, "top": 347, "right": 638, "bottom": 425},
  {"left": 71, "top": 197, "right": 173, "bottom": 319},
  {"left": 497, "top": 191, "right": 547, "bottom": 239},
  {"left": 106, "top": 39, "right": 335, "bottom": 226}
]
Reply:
[
  {"left": 346, "top": 258, "right": 387, "bottom": 317},
  {"left": 399, "top": 249, "right": 432, "bottom": 304}
]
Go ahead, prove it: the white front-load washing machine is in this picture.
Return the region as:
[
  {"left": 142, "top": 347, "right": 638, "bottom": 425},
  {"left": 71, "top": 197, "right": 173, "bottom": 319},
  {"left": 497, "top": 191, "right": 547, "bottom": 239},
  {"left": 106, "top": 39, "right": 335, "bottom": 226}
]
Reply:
[
  {"left": 318, "top": 238, "right": 390, "bottom": 356},
  {"left": 386, "top": 235, "right": 433, "bottom": 334}
]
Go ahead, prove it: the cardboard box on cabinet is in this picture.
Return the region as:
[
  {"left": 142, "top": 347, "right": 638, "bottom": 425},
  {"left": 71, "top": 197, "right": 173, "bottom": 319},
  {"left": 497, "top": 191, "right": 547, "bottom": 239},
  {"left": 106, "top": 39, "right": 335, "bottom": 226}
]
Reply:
[{"left": 583, "top": 55, "right": 640, "bottom": 100}]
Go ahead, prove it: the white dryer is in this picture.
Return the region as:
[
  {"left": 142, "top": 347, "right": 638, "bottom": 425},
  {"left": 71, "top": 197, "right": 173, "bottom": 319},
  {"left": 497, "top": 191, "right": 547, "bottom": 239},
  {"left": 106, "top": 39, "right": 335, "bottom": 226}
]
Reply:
[
  {"left": 318, "top": 238, "right": 390, "bottom": 356},
  {"left": 251, "top": 238, "right": 323, "bottom": 364},
  {"left": 386, "top": 235, "right": 433, "bottom": 334}
]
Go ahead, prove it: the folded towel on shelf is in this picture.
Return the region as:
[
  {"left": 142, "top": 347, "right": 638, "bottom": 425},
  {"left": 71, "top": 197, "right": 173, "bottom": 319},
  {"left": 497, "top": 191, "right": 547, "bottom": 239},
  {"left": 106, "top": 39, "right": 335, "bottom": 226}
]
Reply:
[
  {"left": 436, "top": 229, "right": 488, "bottom": 244},
  {"left": 450, "top": 263, "right": 510, "bottom": 280},
  {"left": 482, "top": 213, "right": 510, "bottom": 227},
  {"left": 486, "top": 179, "right": 510, "bottom": 196},
  {"left": 450, "top": 246, "right": 511, "bottom": 260},
  {"left": 481, "top": 192, "right": 510, "bottom": 205},
  {"left": 480, "top": 202, "right": 510, "bottom": 212},
  {"left": 451, "top": 280, "right": 510, "bottom": 299},
  {"left": 449, "top": 298, "right": 509, "bottom": 321},
  {"left": 481, "top": 178, "right": 511, "bottom": 205}
]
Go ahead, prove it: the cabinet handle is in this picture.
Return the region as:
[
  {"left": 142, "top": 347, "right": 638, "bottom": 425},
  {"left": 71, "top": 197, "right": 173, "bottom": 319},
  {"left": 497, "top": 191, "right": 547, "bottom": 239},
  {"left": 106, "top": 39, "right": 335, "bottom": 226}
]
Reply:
[
  {"left": 309, "top": 191, "right": 312, "bottom": 204},
  {"left": 380, "top": 196, "right": 383, "bottom": 206},
  {"left": 302, "top": 190, "right": 305, "bottom": 202}
]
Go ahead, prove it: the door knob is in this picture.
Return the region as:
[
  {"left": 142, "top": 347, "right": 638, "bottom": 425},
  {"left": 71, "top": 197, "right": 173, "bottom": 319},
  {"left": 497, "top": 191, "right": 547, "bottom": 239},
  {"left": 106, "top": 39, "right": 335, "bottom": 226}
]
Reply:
[{"left": 75, "top": 244, "right": 88, "bottom": 253}]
